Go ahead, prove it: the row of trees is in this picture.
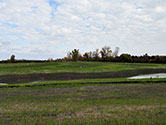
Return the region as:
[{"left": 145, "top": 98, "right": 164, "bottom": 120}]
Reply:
[
  {"left": 65, "top": 46, "right": 120, "bottom": 61},
  {"left": 120, "top": 54, "right": 166, "bottom": 63},
  {"left": 1, "top": 46, "right": 166, "bottom": 63},
  {"left": 63, "top": 46, "right": 166, "bottom": 63}
]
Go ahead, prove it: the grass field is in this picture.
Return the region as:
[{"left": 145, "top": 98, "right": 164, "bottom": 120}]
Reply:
[
  {"left": 0, "top": 62, "right": 166, "bottom": 75},
  {"left": 1, "top": 62, "right": 166, "bottom": 124},
  {"left": 1, "top": 82, "right": 166, "bottom": 124}
]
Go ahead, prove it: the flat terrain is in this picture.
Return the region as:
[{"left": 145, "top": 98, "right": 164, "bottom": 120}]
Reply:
[
  {"left": 1, "top": 62, "right": 166, "bottom": 124},
  {"left": 1, "top": 83, "right": 166, "bottom": 124}
]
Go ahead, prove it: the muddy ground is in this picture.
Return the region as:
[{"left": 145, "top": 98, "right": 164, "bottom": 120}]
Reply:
[{"left": 1, "top": 68, "right": 166, "bottom": 84}]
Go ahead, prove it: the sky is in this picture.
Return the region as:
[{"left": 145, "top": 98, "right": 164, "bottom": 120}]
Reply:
[{"left": 0, "top": 0, "right": 166, "bottom": 60}]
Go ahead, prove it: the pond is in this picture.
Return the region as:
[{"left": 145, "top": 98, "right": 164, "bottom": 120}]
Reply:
[
  {"left": 128, "top": 73, "right": 166, "bottom": 79},
  {"left": 0, "top": 83, "right": 8, "bottom": 85}
]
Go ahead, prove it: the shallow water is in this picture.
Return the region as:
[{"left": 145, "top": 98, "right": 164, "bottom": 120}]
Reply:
[
  {"left": 30, "top": 81, "right": 49, "bottom": 83},
  {"left": 0, "top": 83, "right": 8, "bottom": 85},
  {"left": 128, "top": 73, "right": 166, "bottom": 79}
]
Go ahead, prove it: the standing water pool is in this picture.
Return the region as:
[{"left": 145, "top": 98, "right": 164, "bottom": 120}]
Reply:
[
  {"left": 128, "top": 73, "right": 166, "bottom": 79},
  {"left": 0, "top": 83, "right": 8, "bottom": 85}
]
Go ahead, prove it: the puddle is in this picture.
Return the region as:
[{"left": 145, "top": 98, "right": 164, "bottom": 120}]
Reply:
[
  {"left": 30, "top": 81, "right": 49, "bottom": 83},
  {"left": 0, "top": 83, "right": 8, "bottom": 85},
  {"left": 128, "top": 73, "right": 166, "bottom": 79}
]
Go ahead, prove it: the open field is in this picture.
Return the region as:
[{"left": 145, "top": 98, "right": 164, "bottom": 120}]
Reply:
[
  {"left": 1, "top": 78, "right": 166, "bottom": 88},
  {"left": 1, "top": 68, "right": 166, "bottom": 84},
  {"left": 1, "top": 82, "right": 166, "bottom": 124},
  {"left": 1, "top": 62, "right": 166, "bottom": 83},
  {"left": 0, "top": 62, "right": 166, "bottom": 75},
  {"left": 1, "top": 62, "right": 166, "bottom": 124}
]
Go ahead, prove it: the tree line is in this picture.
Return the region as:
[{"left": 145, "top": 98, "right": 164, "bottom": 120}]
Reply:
[
  {"left": 64, "top": 46, "right": 119, "bottom": 61},
  {"left": 63, "top": 46, "right": 166, "bottom": 63},
  {"left": 1, "top": 46, "right": 166, "bottom": 63}
]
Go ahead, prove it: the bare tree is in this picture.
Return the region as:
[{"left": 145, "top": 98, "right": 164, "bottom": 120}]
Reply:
[
  {"left": 112, "top": 47, "right": 120, "bottom": 57},
  {"left": 83, "top": 52, "right": 89, "bottom": 61},
  {"left": 100, "top": 46, "right": 112, "bottom": 60},
  {"left": 88, "top": 51, "right": 93, "bottom": 60},
  {"left": 83, "top": 51, "right": 93, "bottom": 61},
  {"left": 92, "top": 49, "right": 100, "bottom": 60},
  {"left": 67, "top": 51, "right": 72, "bottom": 60}
]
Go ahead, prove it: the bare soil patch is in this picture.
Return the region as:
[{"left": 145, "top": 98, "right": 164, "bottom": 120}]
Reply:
[{"left": 1, "top": 68, "right": 166, "bottom": 84}]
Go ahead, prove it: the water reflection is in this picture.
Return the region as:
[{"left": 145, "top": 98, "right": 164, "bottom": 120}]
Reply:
[{"left": 128, "top": 73, "right": 166, "bottom": 79}]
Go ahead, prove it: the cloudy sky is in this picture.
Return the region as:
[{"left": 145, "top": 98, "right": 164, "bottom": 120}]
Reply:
[{"left": 0, "top": 0, "right": 166, "bottom": 60}]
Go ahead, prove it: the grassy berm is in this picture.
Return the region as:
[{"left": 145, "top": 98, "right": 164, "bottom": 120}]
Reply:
[
  {"left": 0, "top": 62, "right": 166, "bottom": 75},
  {"left": 0, "top": 62, "right": 166, "bottom": 124}
]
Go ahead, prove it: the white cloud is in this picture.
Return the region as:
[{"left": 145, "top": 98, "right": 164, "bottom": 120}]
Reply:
[
  {"left": 0, "top": 0, "right": 166, "bottom": 60},
  {"left": 155, "top": 6, "right": 166, "bottom": 13}
]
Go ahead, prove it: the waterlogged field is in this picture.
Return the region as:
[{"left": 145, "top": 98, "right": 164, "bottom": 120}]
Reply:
[
  {"left": 0, "top": 82, "right": 166, "bottom": 124},
  {"left": 1, "top": 62, "right": 166, "bottom": 124},
  {"left": 0, "top": 62, "right": 166, "bottom": 75}
]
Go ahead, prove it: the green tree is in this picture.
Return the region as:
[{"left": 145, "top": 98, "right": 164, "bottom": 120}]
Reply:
[
  {"left": 120, "top": 54, "right": 132, "bottom": 62},
  {"left": 10, "top": 55, "right": 15, "bottom": 63},
  {"left": 71, "top": 49, "right": 80, "bottom": 61}
]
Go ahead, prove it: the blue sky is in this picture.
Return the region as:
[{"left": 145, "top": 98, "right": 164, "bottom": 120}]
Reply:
[{"left": 0, "top": 0, "right": 166, "bottom": 60}]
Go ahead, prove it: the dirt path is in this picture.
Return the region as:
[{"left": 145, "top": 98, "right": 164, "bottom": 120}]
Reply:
[{"left": 1, "top": 68, "right": 166, "bottom": 84}]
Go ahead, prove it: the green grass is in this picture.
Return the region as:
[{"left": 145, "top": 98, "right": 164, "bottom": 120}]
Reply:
[
  {"left": 1, "top": 62, "right": 166, "bottom": 124},
  {"left": 1, "top": 82, "right": 166, "bottom": 124},
  {"left": 0, "top": 62, "right": 166, "bottom": 75},
  {"left": 1, "top": 78, "right": 166, "bottom": 88}
]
